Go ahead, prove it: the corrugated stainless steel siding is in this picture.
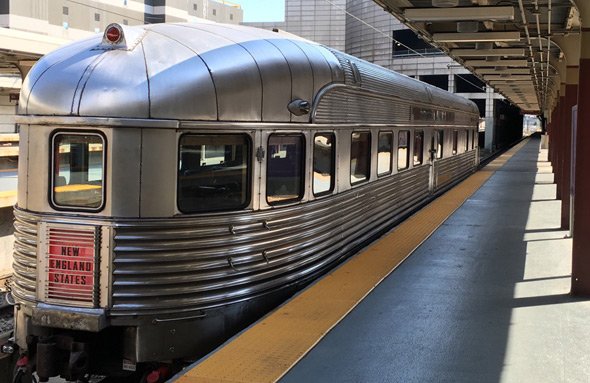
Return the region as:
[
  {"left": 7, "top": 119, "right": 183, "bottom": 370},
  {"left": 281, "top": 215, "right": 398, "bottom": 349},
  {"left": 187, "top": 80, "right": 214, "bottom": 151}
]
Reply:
[
  {"left": 110, "top": 166, "right": 431, "bottom": 317},
  {"left": 12, "top": 208, "right": 39, "bottom": 303},
  {"left": 314, "top": 87, "right": 411, "bottom": 124},
  {"left": 326, "top": 49, "right": 479, "bottom": 117},
  {"left": 434, "top": 151, "right": 478, "bottom": 191},
  {"left": 313, "top": 86, "right": 477, "bottom": 126}
]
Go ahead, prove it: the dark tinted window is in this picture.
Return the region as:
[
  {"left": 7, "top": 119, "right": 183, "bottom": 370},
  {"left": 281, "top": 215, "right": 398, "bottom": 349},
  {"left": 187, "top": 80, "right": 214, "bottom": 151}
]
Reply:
[
  {"left": 436, "top": 130, "right": 444, "bottom": 159},
  {"left": 398, "top": 130, "right": 410, "bottom": 170},
  {"left": 452, "top": 130, "right": 459, "bottom": 155},
  {"left": 267, "top": 135, "right": 304, "bottom": 204},
  {"left": 313, "top": 133, "right": 335, "bottom": 196},
  {"left": 351, "top": 132, "right": 371, "bottom": 184},
  {"left": 178, "top": 134, "right": 250, "bottom": 212},
  {"left": 414, "top": 130, "right": 424, "bottom": 165},
  {"left": 378, "top": 132, "right": 393, "bottom": 176}
]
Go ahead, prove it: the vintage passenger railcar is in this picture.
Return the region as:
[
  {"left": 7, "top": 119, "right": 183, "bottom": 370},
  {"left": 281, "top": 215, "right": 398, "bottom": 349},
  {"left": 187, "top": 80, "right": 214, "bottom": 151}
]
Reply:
[{"left": 6, "top": 21, "right": 479, "bottom": 381}]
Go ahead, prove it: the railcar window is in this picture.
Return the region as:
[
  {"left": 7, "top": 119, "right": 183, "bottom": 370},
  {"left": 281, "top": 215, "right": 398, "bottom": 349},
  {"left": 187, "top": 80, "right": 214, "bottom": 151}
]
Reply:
[
  {"left": 52, "top": 133, "right": 104, "bottom": 210},
  {"left": 267, "top": 135, "right": 304, "bottom": 204},
  {"left": 414, "top": 130, "right": 424, "bottom": 166},
  {"left": 313, "top": 133, "right": 335, "bottom": 196},
  {"left": 436, "top": 130, "right": 444, "bottom": 159},
  {"left": 350, "top": 132, "right": 371, "bottom": 184},
  {"left": 452, "top": 130, "right": 458, "bottom": 155},
  {"left": 398, "top": 130, "right": 410, "bottom": 170},
  {"left": 473, "top": 129, "right": 477, "bottom": 149},
  {"left": 178, "top": 134, "right": 250, "bottom": 213},
  {"left": 465, "top": 130, "right": 470, "bottom": 151},
  {"left": 378, "top": 132, "right": 393, "bottom": 176}
]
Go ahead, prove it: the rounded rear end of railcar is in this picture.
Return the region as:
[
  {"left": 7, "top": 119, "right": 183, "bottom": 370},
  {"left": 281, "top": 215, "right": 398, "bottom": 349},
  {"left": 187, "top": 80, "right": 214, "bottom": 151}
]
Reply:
[{"left": 6, "top": 22, "right": 344, "bottom": 381}]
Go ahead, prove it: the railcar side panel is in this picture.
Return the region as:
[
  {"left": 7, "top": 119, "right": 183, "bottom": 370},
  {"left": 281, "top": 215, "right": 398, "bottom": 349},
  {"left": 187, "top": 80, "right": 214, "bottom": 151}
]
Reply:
[{"left": 140, "top": 129, "right": 178, "bottom": 217}]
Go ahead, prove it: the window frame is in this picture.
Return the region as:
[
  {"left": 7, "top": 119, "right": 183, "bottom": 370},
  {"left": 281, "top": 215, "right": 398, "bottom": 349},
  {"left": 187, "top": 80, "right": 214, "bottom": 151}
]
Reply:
[
  {"left": 436, "top": 130, "right": 444, "bottom": 159},
  {"left": 452, "top": 130, "right": 458, "bottom": 155},
  {"left": 266, "top": 133, "right": 306, "bottom": 205},
  {"left": 377, "top": 131, "right": 394, "bottom": 177},
  {"left": 177, "top": 133, "right": 252, "bottom": 214},
  {"left": 350, "top": 131, "right": 372, "bottom": 185},
  {"left": 397, "top": 130, "right": 410, "bottom": 171},
  {"left": 413, "top": 130, "right": 424, "bottom": 166},
  {"left": 313, "top": 132, "right": 336, "bottom": 197},
  {"left": 49, "top": 130, "right": 107, "bottom": 212}
]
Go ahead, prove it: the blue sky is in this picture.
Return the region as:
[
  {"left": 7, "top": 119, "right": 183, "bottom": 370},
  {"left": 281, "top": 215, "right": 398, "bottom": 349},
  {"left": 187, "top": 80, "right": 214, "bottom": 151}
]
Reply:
[{"left": 232, "top": 0, "right": 285, "bottom": 22}]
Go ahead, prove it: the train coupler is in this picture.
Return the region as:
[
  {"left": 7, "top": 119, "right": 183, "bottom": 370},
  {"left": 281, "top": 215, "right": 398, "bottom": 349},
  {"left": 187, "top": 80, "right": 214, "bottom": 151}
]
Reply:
[{"left": 35, "top": 336, "right": 90, "bottom": 382}]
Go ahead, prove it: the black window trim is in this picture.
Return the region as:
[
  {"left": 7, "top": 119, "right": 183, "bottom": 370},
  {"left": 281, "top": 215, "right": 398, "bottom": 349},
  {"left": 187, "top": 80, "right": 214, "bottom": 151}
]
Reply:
[
  {"left": 266, "top": 133, "right": 306, "bottom": 206},
  {"left": 177, "top": 132, "right": 253, "bottom": 214},
  {"left": 377, "top": 130, "right": 394, "bottom": 177},
  {"left": 49, "top": 130, "right": 107, "bottom": 213},
  {"left": 397, "top": 129, "right": 410, "bottom": 171},
  {"left": 312, "top": 132, "right": 336, "bottom": 198},
  {"left": 413, "top": 129, "right": 424, "bottom": 166},
  {"left": 350, "top": 130, "right": 372, "bottom": 186}
]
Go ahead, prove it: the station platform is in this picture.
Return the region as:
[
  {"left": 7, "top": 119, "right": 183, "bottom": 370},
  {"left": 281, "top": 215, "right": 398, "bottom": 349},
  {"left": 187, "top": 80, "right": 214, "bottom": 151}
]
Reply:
[{"left": 174, "top": 135, "right": 590, "bottom": 383}]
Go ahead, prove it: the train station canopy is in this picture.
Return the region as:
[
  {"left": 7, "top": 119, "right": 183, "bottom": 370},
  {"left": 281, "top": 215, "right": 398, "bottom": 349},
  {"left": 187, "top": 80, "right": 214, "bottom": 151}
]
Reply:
[
  {"left": 0, "top": 27, "right": 69, "bottom": 78},
  {"left": 373, "top": 0, "right": 581, "bottom": 115}
]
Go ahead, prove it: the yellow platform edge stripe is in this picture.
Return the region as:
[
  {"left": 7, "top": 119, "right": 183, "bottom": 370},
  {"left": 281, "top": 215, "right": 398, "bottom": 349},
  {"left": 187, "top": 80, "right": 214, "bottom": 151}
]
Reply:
[
  {"left": 178, "top": 139, "right": 530, "bottom": 383},
  {"left": 0, "top": 190, "right": 16, "bottom": 208}
]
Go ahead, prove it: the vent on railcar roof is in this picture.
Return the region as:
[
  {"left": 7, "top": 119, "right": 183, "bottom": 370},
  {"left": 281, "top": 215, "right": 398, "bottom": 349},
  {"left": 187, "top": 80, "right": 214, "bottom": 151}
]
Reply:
[{"left": 328, "top": 50, "right": 357, "bottom": 85}]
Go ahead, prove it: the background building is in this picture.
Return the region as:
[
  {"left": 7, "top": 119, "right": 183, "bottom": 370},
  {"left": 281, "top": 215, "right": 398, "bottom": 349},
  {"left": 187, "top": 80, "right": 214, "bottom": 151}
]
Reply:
[
  {"left": 248, "top": 0, "right": 346, "bottom": 51},
  {"left": 0, "top": 0, "right": 243, "bottom": 133},
  {"left": 246, "top": 0, "right": 511, "bottom": 150},
  {"left": 0, "top": 0, "right": 243, "bottom": 39}
]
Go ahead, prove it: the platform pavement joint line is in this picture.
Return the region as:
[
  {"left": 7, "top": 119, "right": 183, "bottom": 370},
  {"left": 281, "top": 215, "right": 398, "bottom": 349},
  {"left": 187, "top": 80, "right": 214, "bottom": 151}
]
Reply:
[{"left": 174, "top": 139, "right": 531, "bottom": 383}]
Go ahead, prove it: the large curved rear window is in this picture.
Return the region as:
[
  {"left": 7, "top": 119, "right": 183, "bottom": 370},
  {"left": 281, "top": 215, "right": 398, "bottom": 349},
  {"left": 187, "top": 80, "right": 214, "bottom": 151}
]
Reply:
[
  {"left": 52, "top": 133, "right": 105, "bottom": 210},
  {"left": 178, "top": 134, "right": 250, "bottom": 213}
]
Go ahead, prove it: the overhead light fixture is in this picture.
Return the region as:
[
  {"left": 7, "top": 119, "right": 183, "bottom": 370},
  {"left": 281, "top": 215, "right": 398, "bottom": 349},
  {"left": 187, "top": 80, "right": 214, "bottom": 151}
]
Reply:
[
  {"left": 466, "top": 59, "right": 528, "bottom": 67},
  {"left": 433, "top": 32, "right": 521, "bottom": 43},
  {"left": 451, "top": 48, "right": 525, "bottom": 57},
  {"left": 405, "top": 6, "right": 515, "bottom": 21}
]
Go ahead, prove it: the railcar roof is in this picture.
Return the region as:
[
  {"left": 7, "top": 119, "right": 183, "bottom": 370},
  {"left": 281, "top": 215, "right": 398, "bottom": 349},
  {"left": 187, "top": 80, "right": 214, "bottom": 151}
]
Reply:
[{"left": 19, "top": 21, "right": 478, "bottom": 123}]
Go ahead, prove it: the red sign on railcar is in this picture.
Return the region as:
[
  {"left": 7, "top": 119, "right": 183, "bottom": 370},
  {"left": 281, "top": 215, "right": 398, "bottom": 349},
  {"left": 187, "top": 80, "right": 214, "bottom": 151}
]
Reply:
[{"left": 46, "top": 227, "right": 96, "bottom": 303}]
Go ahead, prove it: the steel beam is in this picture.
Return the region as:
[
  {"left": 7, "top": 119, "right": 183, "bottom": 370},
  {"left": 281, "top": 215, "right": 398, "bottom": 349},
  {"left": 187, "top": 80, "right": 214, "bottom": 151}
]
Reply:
[
  {"left": 465, "top": 59, "right": 528, "bottom": 67},
  {"left": 404, "top": 6, "right": 515, "bottom": 22},
  {"left": 433, "top": 32, "right": 521, "bottom": 42},
  {"left": 451, "top": 48, "right": 525, "bottom": 57}
]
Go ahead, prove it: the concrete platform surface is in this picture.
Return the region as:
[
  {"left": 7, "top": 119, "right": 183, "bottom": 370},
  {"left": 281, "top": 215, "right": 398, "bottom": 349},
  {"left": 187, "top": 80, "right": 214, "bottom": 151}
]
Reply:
[{"left": 280, "top": 137, "right": 589, "bottom": 383}]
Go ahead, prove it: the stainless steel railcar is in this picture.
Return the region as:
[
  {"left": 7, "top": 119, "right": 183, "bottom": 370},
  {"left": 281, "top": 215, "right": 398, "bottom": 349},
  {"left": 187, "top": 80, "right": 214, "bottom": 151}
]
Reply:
[{"left": 6, "top": 22, "right": 479, "bottom": 381}]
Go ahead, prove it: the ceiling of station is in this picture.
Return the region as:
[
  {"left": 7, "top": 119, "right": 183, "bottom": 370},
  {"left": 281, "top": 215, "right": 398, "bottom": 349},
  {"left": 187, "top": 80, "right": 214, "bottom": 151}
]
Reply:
[{"left": 373, "top": 0, "right": 581, "bottom": 115}]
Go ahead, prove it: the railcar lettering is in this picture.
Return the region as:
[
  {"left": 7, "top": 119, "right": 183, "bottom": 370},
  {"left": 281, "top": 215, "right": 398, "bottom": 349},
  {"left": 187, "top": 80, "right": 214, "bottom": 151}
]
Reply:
[
  {"left": 49, "top": 259, "right": 93, "bottom": 272},
  {"left": 61, "top": 246, "right": 80, "bottom": 256},
  {"left": 52, "top": 273, "right": 88, "bottom": 285}
]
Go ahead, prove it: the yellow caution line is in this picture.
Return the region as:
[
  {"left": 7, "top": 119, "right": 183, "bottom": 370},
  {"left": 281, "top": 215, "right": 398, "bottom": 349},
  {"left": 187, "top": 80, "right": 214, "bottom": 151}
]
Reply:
[
  {"left": 178, "top": 139, "right": 529, "bottom": 383},
  {"left": 0, "top": 190, "right": 16, "bottom": 208}
]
